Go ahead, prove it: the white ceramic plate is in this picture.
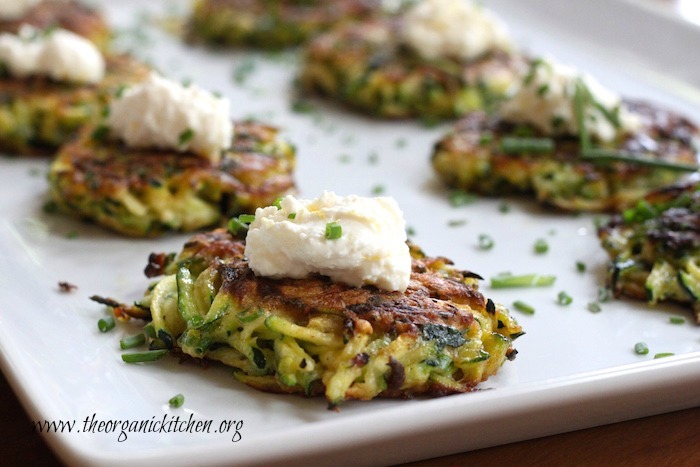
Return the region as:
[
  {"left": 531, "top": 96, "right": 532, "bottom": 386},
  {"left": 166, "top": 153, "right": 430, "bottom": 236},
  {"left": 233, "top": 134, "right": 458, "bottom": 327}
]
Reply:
[{"left": 2, "top": 1, "right": 700, "bottom": 465}]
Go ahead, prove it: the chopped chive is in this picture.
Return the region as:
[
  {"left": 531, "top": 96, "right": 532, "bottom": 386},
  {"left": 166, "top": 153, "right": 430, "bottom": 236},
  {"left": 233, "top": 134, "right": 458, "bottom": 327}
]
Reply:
[
  {"left": 580, "top": 148, "right": 699, "bottom": 172},
  {"left": 576, "top": 261, "right": 586, "bottom": 273},
  {"left": 121, "top": 349, "right": 168, "bottom": 363},
  {"left": 371, "top": 185, "right": 385, "bottom": 195},
  {"left": 97, "top": 316, "right": 115, "bottom": 333},
  {"left": 338, "top": 154, "right": 351, "bottom": 164},
  {"left": 449, "top": 190, "right": 477, "bottom": 207},
  {"left": 634, "top": 342, "right": 649, "bottom": 355},
  {"left": 228, "top": 214, "right": 255, "bottom": 235},
  {"left": 597, "top": 287, "right": 612, "bottom": 302},
  {"left": 498, "top": 201, "right": 510, "bottom": 213},
  {"left": 325, "top": 222, "right": 342, "bottom": 240},
  {"left": 178, "top": 128, "right": 194, "bottom": 146},
  {"left": 653, "top": 352, "right": 675, "bottom": 359},
  {"left": 169, "top": 393, "right": 185, "bottom": 408},
  {"left": 478, "top": 234, "right": 494, "bottom": 250},
  {"left": 491, "top": 274, "right": 556, "bottom": 288},
  {"left": 533, "top": 238, "right": 548, "bottom": 254},
  {"left": 557, "top": 291, "right": 573, "bottom": 305},
  {"left": 65, "top": 231, "right": 79, "bottom": 239},
  {"left": 287, "top": 212, "right": 296, "bottom": 219},
  {"left": 291, "top": 99, "right": 316, "bottom": 114},
  {"left": 120, "top": 333, "right": 146, "bottom": 350},
  {"left": 368, "top": 151, "right": 379, "bottom": 165},
  {"left": 587, "top": 302, "right": 602, "bottom": 313},
  {"left": 395, "top": 138, "right": 407, "bottom": 149},
  {"left": 447, "top": 219, "right": 467, "bottom": 227},
  {"left": 272, "top": 197, "right": 283, "bottom": 209},
  {"left": 512, "top": 300, "right": 535, "bottom": 315},
  {"left": 669, "top": 316, "right": 686, "bottom": 325},
  {"left": 499, "top": 137, "right": 555, "bottom": 154},
  {"left": 574, "top": 78, "right": 592, "bottom": 150},
  {"left": 406, "top": 226, "right": 416, "bottom": 236}
]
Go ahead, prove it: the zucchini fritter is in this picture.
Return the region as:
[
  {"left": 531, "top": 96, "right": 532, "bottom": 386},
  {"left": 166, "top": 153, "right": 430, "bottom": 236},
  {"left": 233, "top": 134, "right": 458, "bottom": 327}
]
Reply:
[
  {"left": 298, "top": 19, "right": 523, "bottom": 119},
  {"left": 432, "top": 101, "right": 699, "bottom": 212},
  {"left": 598, "top": 181, "right": 700, "bottom": 322},
  {"left": 48, "top": 121, "right": 296, "bottom": 237},
  {"left": 133, "top": 229, "right": 522, "bottom": 407},
  {"left": 188, "top": 0, "right": 381, "bottom": 49},
  {"left": 0, "top": 0, "right": 110, "bottom": 50},
  {"left": 0, "top": 54, "right": 149, "bottom": 156}
]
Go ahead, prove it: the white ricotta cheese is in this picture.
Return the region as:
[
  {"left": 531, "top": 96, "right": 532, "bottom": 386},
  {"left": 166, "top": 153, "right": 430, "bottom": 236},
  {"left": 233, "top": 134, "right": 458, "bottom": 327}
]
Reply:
[
  {"left": 400, "top": 0, "right": 511, "bottom": 62},
  {"left": 0, "top": 25, "right": 104, "bottom": 84},
  {"left": 499, "top": 58, "right": 640, "bottom": 142},
  {"left": 245, "top": 192, "right": 412, "bottom": 292},
  {"left": 107, "top": 72, "right": 232, "bottom": 163},
  {"left": 0, "top": 0, "right": 42, "bottom": 20}
]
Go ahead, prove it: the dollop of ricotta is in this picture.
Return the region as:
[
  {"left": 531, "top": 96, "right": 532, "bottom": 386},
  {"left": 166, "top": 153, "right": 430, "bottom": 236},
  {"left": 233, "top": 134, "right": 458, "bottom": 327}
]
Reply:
[
  {"left": 0, "top": 0, "right": 41, "bottom": 20},
  {"left": 499, "top": 58, "right": 640, "bottom": 142},
  {"left": 400, "top": 0, "right": 511, "bottom": 62},
  {"left": 245, "top": 192, "right": 412, "bottom": 292},
  {"left": 107, "top": 72, "right": 232, "bottom": 163},
  {"left": 0, "top": 25, "right": 104, "bottom": 84}
]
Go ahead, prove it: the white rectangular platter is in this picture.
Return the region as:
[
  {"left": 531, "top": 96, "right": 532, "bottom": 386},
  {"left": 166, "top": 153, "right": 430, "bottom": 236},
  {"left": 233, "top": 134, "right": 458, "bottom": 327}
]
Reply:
[{"left": 2, "top": 1, "right": 700, "bottom": 465}]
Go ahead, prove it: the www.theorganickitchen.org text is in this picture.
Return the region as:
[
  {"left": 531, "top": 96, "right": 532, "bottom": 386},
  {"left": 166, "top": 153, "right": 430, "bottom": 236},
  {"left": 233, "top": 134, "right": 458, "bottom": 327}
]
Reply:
[{"left": 32, "top": 413, "right": 243, "bottom": 442}]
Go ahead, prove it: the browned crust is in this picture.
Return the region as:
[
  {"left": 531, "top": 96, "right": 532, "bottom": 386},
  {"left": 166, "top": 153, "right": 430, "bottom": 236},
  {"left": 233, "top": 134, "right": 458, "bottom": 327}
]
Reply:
[{"left": 176, "top": 229, "right": 483, "bottom": 338}]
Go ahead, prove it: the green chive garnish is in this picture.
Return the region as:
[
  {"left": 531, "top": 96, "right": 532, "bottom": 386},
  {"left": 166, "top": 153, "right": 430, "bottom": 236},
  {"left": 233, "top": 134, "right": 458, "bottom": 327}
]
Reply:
[
  {"left": 653, "top": 352, "right": 675, "bottom": 359},
  {"left": 669, "top": 316, "right": 686, "bottom": 325},
  {"left": 478, "top": 234, "right": 494, "bottom": 250},
  {"left": 557, "top": 291, "right": 573, "bottom": 305},
  {"left": 449, "top": 190, "right": 478, "bottom": 207},
  {"left": 325, "top": 222, "right": 342, "bottom": 240},
  {"left": 534, "top": 238, "right": 548, "bottom": 254},
  {"left": 169, "top": 393, "right": 185, "bottom": 408},
  {"left": 120, "top": 333, "right": 146, "bottom": 350},
  {"left": 178, "top": 128, "right": 194, "bottom": 146},
  {"left": 272, "top": 197, "right": 283, "bottom": 209},
  {"left": 287, "top": 212, "right": 296, "bottom": 219},
  {"left": 228, "top": 214, "right": 255, "bottom": 236},
  {"left": 597, "top": 287, "right": 612, "bottom": 303},
  {"left": 500, "top": 137, "right": 555, "bottom": 154},
  {"left": 513, "top": 300, "right": 535, "bottom": 315},
  {"left": 447, "top": 219, "right": 467, "bottom": 227},
  {"left": 634, "top": 342, "right": 649, "bottom": 355},
  {"left": 97, "top": 316, "right": 115, "bottom": 333},
  {"left": 499, "top": 201, "right": 510, "bottom": 213},
  {"left": 576, "top": 261, "right": 586, "bottom": 273},
  {"left": 580, "top": 148, "right": 699, "bottom": 172},
  {"left": 121, "top": 349, "right": 168, "bottom": 363},
  {"left": 491, "top": 273, "right": 556, "bottom": 288},
  {"left": 372, "top": 185, "right": 385, "bottom": 195},
  {"left": 574, "top": 78, "right": 591, "bottom": 151},
  {"left": 587, "top": 302, "right": 602, "bottom": 313}
]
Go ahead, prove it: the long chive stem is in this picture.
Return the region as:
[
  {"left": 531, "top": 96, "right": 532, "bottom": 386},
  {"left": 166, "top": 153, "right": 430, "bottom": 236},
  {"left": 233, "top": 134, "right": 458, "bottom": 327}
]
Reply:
[
  {"left": 580, "top": 148, "right": 699, "bottom": 172},
  {"left": 121, "top": 349, "right": 168, "bottom": 363},
  {"left": 491, "top": 273, "right": 556, "bottom": 288}
]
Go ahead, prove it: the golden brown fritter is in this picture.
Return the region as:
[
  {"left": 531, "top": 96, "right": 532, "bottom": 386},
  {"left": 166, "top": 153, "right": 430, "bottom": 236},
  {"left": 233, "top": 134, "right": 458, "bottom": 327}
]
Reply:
[
  {"left": 132, "top": 228, "right": 522, "bottom": 406},
  {"left": 598, "top": 180, "right": 700, "bottom": 321},
  {"left": 432, "top": 101, "right": 699, "bottom": 212},
  {"left": 48, "top": 121, "right": 297, "bottom": 237},
  {"left": 298, "top": 19, "right": 524, "bottom": 119},
  {"left": 0, "top": 54, "right": 149, "bottom": 155},
  {"left": 189, "top": 0, "right": 382, "bottom": 48}
]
